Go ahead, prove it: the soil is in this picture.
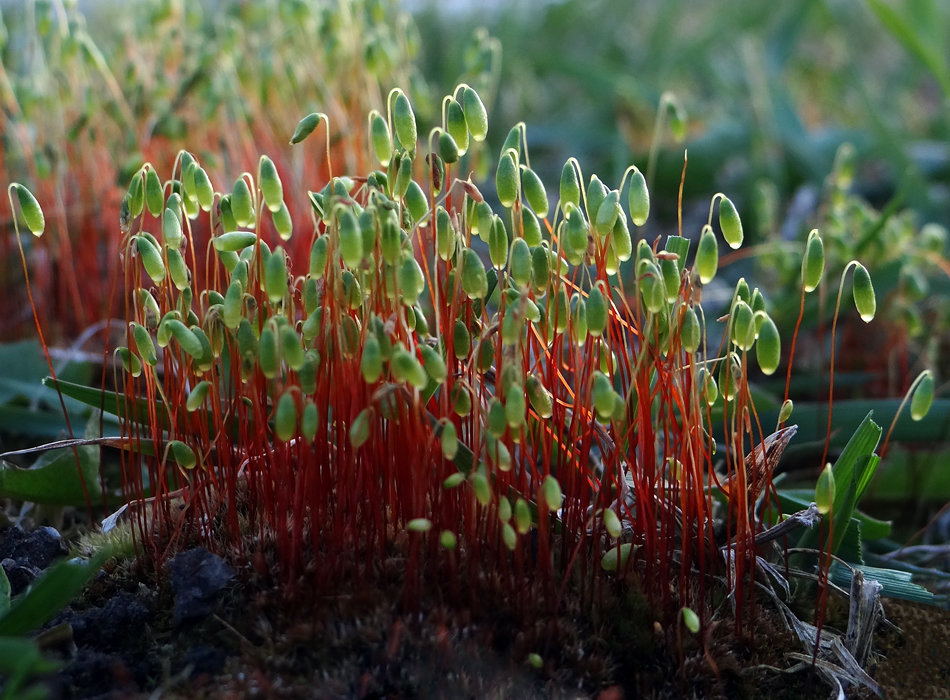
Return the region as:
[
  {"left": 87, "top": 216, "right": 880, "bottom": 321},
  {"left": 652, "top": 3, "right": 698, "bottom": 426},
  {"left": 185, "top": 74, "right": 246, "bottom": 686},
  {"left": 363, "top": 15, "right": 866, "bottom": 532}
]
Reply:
[{"left": 2, "top": 524, "right": 949, "bottom": 699}]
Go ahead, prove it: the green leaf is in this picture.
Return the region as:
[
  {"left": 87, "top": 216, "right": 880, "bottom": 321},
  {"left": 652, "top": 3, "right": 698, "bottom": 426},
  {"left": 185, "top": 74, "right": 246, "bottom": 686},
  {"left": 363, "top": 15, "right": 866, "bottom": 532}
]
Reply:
[
  {"left": 829, "top": 562, "right": 934, "bottom": 605},
  {"left": 0, "top": 549, "right": 110, "bottom": 637},
  {"left": 796, "top": 412, "right": 882, "bottom": 557},
  {"left": 865, "top": 0, "right": 950, "bottom": 98}
]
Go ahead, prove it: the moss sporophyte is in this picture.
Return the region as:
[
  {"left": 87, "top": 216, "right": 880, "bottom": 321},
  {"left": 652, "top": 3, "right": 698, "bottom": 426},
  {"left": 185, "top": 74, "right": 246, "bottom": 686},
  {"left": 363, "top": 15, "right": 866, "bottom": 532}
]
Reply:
[{"left": 11, "top": 82, "right": 887, "bottom": 660}]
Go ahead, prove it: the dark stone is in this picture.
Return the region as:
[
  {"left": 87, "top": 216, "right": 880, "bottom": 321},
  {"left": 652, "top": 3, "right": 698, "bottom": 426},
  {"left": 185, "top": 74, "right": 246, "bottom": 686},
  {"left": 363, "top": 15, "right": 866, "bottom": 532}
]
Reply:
[
  {"left": 69, "top": 591, "right": 151, "bottom": 652},
  {"left": 0, "top": 525, "right": 68, "bottom": 595},
  {"left": 167, "top": 547, "right": 235, "bottom": 626}
]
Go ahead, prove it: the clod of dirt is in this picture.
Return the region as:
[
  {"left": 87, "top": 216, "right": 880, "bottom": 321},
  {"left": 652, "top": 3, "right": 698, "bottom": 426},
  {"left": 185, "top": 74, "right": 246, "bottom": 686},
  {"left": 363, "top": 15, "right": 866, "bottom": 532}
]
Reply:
[{"left": 167, "top": 547, "right": 235, "bottom": 626}]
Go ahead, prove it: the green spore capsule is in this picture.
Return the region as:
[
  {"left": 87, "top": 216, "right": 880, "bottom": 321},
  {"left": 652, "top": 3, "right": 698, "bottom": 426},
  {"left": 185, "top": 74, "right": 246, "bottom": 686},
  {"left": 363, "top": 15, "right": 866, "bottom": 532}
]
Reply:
[
  {"left": 264, "top": 246, "right": 288, "bottom": 304},
  {"left": 627, "top": 168, "right": 649, "bottom": 226},
  {"left": 135, "top": 235, "right": 165, "bottom": 284},
  {"left": 273, "top": 201, "right": 293, "bottom": 241},
  {"left": 368, "top": 110, "right": 392, "bottom": 166},
  {"left": 495, "top": 149, "right": 519, "bottom": 208},
  {"left": 440, "top": 421, "right": 458, "bottom": 460},
  {"left": 462, "top": 86, "right": 488, "bottom": 142},
  {"left": 755, "top": 315, "right": 781, "bottom": 375},
  {"left": 338, "top": 207, "right": 363, "bottom": 269},
  {"left": 168, "top": 440, "right": 197, "bottom": 470},
  {"left": 730, "top": 301, "right": 755, "bottom": 352},
  {"left": 446, "top": 98, "right": 469, "bottom": 155},
  {"left": 350, "top": 408, "right": 372, "bottom": 448},
  {"left": 166, "top": 248, "right": 190, "bottom": 291},
  {"left": 290, "top": 112, "right": 324, "bottom": 145},
  {"left": 404, "top": 180, "right": 428, "bottom": 223},
  {"left": 521, "top": 208, "right": 542, "bottom": 247},
  {"left": 521, "top": 166, "right": 548, "bottom": 218},
  {"left": 563, "top": 205, "right": 589, "bottom": 267},
  {"left": 361, "top": 335, "right": 383, "bottom": 383},
  {"left": 213, "top": 231, "right": 257, "bottom": 253},
  {"left": 231, "top": 177, "right": 255, "bottom": 228},
  {"left": 718, "top": 195, "right": 743, "bottom": 249},
  {"left": 695, "top": 225, "right": 718, "bottom": 284},
  {"left": 461, "top": 248, "right": 489, "bottom": 300},
  {"left": 559, "top": 160, "right": 580, "bottom": 211},
  {"left": 542, "top": 475, "right": 562, "bottom": 512},
  {"left": 801, "top": 229, "right": 824, "bottom": 293},
  {"left": 301, "top": 401, "right": 320, "bottom": 442},
  {"left": 681, "top": 305, "right": 701, "bottom": 354},
  {"left": 399, "top": 256, "right": 425, "bottom": 306},
  {"left": 186, "top": 380, "right": 211, "bottom": 412},
  {"left": 910, "top": 370, "right": 935, "bottom": 421},
  {"left": 194, "top": 167, "right": 214, "bottom": 211},
  {"left": 127, "top": 173, "right": 145, "bottom": 219},
  {"left": 258, "top": 325, "right": 280, "bottom": 378},
  {"left": 852, "top": 262, "right": 876, "bottom": 322},
  {"left": 420, "top": 345, "right": 447, "bottom": 382},
  {"left": 259, "top": 156, "right": 283, "bottom": 212},
  {"left": 145, "top": 168, "right": 164, "bottom": 217},
  {"left": 438, "top": 129, "right": 459, "bottom": 164},
  {"left": 436, "top": 206, "right": 456, "bottom": 261},
  {"left": 393, "top": 91, "right": 417, "bottom": 153},
  {"left": 14, "top": 184, "right": 45, "bottom": 236},
  {"left": 594, "top": 189, "right": 621, "bottom": 237},
  {"left": 309, "top": 236, "right": 329, "bottom": 278}
]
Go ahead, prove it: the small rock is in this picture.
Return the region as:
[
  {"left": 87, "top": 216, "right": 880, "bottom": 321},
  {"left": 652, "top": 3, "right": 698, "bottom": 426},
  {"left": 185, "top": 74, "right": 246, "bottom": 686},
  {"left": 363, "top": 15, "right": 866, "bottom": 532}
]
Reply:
[
  {"left": 0, "top": 525, "right": 68, "bottom": 595},
  {"left": 167, "top": 547, "right": 235, "bottom": 626}
]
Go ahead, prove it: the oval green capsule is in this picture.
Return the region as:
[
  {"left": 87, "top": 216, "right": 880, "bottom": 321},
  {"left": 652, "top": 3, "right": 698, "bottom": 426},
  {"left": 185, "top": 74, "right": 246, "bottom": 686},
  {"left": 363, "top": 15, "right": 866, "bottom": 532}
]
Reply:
[
  {"left": 135, "top": 235, "right": 165, "bottom": 284},
  {"left": 441, "top": 421, "right": 458, "bottom": 460},
  {"left": 393, "top": 91, "right": 417, "bottom": 153},
  {"left": 436, "top": 206, "right": 456, "bottom": 261},
  {"left": 628, "top": 168, "right": 649, "bottom": 226},
  {"left": 801, "top": 229, "right": 824, "bottom": 293},
  {"left": 542, "top": 474, "right": 562, "bottom": 512},
  {"left": 290, "top": 112, "right": 323, "bottom": 145},
  {"left": 259, "top": 156, "right": 283, "bottom": 212},
  {"left": 521, "top": 166, "right": 548, "bottom": 218},
  {"left": 127, "top": 173, "right": 145, "bottom": 219},
  {"left": 273, "top": 201, "right": 293, "bottom": 241},
  {"left": 301, "top": 401, "right": 320, "bottom": 442},
  {"left": 186, "top": 380, "right": 211, "bottom": 412},
  {"left": 338, "top": 207, "right": 363, "bottom": 269},
  {"left": 166, "top": 248, "right": 189, "bottom": 291},
  {"left": 718, "top": 195, "right": 743, "bottom": 249},
  {"left": 369, "top": 110, "right": 392, "bottom": 166},
  {"left": 168, "top": 440, "right": 197, "bottom": 470},
  {"left": 231, "top": 177, "right": 254, "bottom": 227},
  {"left": 852, "top": 262, "right": 876, "bottom": 322},
  {"left": 755, "top": 315, "right": 781, "bottom": 375},
  {"left": 462, "top": 86, "right": 488, "bottom": 142},
  {"left": 681, "top": 305, "right": 701, "bottom": 353},
  {"left": 145, "top": 168, "right": 164, "bottom": 217},
  {"left": 446, "top": 97, "right": 469, "bottom": 155},
  {"left": 559, "top": 160, "right": 580, "bottom": 211},
  {"left": 265, "top": 247, "right": 287, "bottom": 303},
  {"left": 495, "top": 149, "right": 519, "bottom": 208},
  {"left": 696, "top": 225, "right": 718, "bottom": 285},
  {"left": 461, "top": 248, "right": 488, "bottom": 300},
  {"left": 910, "top": 370, "right": 935, "bottom": 421},
  {"left": 194, "top": 166, "right": 214, "bottom": 211},
  {"left": 14, "top": 184, "right": 45, "bottom": 236},
  {"left": 404, "top": 179, "right": 428, "bottom": 223},
  {"left": 350, "top": 408, "right": 372, "bottom": 448},
  {"left": 213, "top": 231, "right": 257, "bottom": 253}
]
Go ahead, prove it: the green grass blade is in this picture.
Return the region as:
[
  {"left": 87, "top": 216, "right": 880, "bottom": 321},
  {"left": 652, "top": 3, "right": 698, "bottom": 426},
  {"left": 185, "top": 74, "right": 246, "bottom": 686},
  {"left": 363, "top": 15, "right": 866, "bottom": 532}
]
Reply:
[
  {"left": 0, "top": 549, "right": 110, "bottom": 637},
  {"left": 865, "top": 0, "right": 950, "bottom": 97}
]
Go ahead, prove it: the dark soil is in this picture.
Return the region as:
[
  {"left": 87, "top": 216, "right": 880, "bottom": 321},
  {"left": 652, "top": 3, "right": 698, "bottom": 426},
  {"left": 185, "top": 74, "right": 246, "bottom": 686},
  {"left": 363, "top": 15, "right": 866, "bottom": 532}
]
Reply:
[{"left": 2, "top": 523, "right": 948, "bottom": 699}]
